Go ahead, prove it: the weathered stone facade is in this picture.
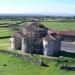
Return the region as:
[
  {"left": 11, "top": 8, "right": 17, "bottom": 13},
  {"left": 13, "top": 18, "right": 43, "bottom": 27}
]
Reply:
[
  {"left": 43, "top": 34, "right": 61, "bottom": 56},
  {"left": 10, "top": 33, "right": 22, "bottom": 50},
  {"left": 11, "top": 22, "right": 61, "bottom": 56}
]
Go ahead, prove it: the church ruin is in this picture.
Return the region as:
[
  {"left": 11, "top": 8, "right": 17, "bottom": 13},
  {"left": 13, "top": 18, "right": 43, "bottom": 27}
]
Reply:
[{"left": 10, "top": 22, "right": 61, "bottom": 56}]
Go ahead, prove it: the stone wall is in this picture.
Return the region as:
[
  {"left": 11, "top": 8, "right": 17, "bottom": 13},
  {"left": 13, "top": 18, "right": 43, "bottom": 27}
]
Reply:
[
  {"left": 10, "top": 33, "right": 22, "bottom": 50},
  {"left": 43, "top": 37, "right": 61, "bottom": 56},
  {"left": 21, "top": 37, "right": 27, "bottom": 53}
]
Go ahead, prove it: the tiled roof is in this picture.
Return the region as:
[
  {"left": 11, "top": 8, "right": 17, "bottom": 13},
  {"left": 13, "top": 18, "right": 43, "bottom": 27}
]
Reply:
[
  {"left": 48, "top": 29, "right": 75, "bottom": 36},
  {"left": 60, "top": 31, "right": 75, "bottom": 36}
]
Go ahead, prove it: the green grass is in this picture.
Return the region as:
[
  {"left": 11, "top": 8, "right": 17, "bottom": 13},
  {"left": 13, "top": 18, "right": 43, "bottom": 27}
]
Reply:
[
  {"left": 0, "top": 28, "right": 12, "bottom": 37},
  {"left": 0, "top": 38, "right": 10, "bottom": 50},
  {"left": 0, "top": 19, "right": 21, "bottom": 25},
  {"left": 0, "top": 38, "right": 9, "bottom": 44},
  {"left": 0, "top": 21, "right": 75, "bottom": 75},
  {"left": 0, "top": 54, "right": 75, "bottom": 75},
  {"left": 0, "top": 45, "right": 10, "bottom": 50},
  {"left": 41, "top": 22, "right": 75, "bottom": 31}
]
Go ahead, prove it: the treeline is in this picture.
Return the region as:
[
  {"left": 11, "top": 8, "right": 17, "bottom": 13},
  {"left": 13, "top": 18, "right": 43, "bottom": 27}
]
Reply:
[{"left": 0, "top": 15, "right": 75, "bottom": 22}]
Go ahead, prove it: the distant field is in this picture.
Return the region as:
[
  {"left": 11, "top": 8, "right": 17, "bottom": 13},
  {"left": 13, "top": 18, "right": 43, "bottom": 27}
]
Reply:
[
  {"left": 0, "top": 28, "right": 12, "bottom": 37},
  {"left": 0, "top": 38, "right": 9, "bottom": 44},
  {"left": 41, "top": 22, "right": 75, "bottom": 31},
  {"left": 0, "top": 38, "right": 10, "bottom": 50},
  {"left": 0, "top": 19, "right": 21, "bottom": 25},
  {"left": 0, "top": 19, "right": 21, "bottom": 50}
]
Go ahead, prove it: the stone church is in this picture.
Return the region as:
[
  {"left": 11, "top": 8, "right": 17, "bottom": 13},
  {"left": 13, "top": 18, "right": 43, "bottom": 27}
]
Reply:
[{"left": 10, "top": 22, "right": 61, "bottom": 56}]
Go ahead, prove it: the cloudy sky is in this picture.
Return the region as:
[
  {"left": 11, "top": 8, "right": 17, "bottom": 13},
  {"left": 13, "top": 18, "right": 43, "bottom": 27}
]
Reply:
[{"left": 0, "top": 0, "right": 75, "bottom": 15}]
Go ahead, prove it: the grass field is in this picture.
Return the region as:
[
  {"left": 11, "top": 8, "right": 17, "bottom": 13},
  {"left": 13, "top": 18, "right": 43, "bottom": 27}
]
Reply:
[
  {"left": 0, "top": 38, "right": 9, "bottom": 44},
  {"left": 0, "top": 19, "right": 21, "bottom": 25},
  {"left": 0, "top": 20, "right": 75, "bottom": 75},
  {"left": 0, "top": 38, "right": 10, "bottom": 50},
  {"left": 0, "top": 53, "right": 75, "bottom": 75},
  {"left": 0, "top": 19, "right": 21, "bottom": 37},
  {"left": 41, "top": 22, "right": 75, "bottom": 31},
  {"left": 0, "top": 28, "right": 12, "bottom": 37}
]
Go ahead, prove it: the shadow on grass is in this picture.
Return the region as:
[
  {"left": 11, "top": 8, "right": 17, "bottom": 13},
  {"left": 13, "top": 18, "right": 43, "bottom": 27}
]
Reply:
[{"left": 59, "top": 51, "right": 75, "bottom": 58}]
